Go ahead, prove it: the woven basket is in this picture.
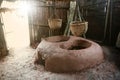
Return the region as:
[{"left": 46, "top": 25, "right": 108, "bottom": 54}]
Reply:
[
  {"left": 48, "top": 19, "right": 62, "bottom": 29},
  {"left": 70, "top": 21, "right": 88, "bottom": 36}
]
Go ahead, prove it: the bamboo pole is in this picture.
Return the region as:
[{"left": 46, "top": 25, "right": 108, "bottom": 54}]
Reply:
[
  {"left": 64, "top": 1, "right": 76, "bottom": 36},
  {"left": 0, "top": 16, "right": 8, "bottom": 57},
  {"left": 109, "top": 0, "right": 113, "bottom": 44},
  {"left": 103, "top": 0, "right": 110, "bottom": 42}
]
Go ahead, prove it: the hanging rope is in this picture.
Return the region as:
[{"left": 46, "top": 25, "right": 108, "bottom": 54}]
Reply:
[
  {"left": 50, "top": 0, "right": 57, "bottom": 19},
  {"left": 75, "top": 0, "right": 82, "bottom": 21}
]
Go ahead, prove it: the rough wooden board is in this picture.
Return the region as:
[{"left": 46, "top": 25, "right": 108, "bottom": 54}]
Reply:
[{"left": 116, "top": 32, "right": 120, "bottom": 48}]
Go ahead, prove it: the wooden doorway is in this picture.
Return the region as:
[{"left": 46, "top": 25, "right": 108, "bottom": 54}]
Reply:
[{"left": 1, "top": 1, "right": 30, "bottom": 49}]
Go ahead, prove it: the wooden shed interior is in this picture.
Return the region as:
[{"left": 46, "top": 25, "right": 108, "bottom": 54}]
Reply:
[{"left": 0, "top": 0, "right": 120, "bottom": 80}]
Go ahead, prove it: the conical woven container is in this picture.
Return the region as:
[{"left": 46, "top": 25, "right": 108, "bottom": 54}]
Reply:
[
  {"left": 70, "top": 21, "right": 88, "bottom": 36},
  {"left": 48, "top": 19, "right": 62, "bottom": 29}
]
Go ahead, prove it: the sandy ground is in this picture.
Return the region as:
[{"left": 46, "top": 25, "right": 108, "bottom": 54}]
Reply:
[{"left": 0, "top": 46, "right": 120, "bottom": 80}]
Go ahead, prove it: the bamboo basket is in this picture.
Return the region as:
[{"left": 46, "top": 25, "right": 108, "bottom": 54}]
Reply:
[
  {"left": 48, "top": 19, "right": 62, "bottom": 29},
  {"left": 70, "top": 21, "right": 88, "bottom": 36}
]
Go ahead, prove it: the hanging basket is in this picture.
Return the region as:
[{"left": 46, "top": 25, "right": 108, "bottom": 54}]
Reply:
[
  {"left": 70, "top": 21, "right": 88, "bottom": 36},
  {"left": 48, "top": 19, "right": 62, "bottom": 29}
]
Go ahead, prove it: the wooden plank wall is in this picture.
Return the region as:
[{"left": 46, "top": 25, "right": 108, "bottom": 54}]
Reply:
[
  {"left": 28, "top": 0, "right": 70, "bottom": 45},
  {"left": 79, "top": 0, "right": 120, "bottom": 46},
  {"left": 80, "top": 0, "right": 107, "bottom": 41},
  {"left": 111, "top": 0, "right": 120, "bottom": 45}
]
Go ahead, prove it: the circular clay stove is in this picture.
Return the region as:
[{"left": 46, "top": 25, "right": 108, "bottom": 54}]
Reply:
[{"left": 34, "top": 36, "right": 104, "bottom": 73}]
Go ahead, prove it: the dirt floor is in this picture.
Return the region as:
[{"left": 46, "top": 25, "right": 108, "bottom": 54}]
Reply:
[{"left": 0, "top": 46, "right": 120, "bottom": 80}]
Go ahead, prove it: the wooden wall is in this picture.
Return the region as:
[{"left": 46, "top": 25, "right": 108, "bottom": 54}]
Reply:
[
  {"left": 79, "top": 0, "right": 120, "bottom": 46},
  {"left": 28, "top": 0, "right": 120, "bottom": 46},
  {"left": 111, "top": 0, "right": 120, "bottom": 45},
  {"left": 28, "top": 0, "right": 70, "bottom": 45}
]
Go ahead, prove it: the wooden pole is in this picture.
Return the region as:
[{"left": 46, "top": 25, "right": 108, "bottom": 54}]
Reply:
[{"left": 0, "top": 0, "right": 8, "bottom": 58}]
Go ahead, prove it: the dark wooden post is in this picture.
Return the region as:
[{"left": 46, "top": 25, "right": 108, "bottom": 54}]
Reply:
[{"left": 0, "top": 0, "right": 8, "bottom": 59}]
